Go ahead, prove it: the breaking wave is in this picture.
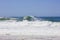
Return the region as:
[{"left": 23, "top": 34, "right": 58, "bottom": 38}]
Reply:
[{"left": 0, "top": 16, "right": 60, "bottom": 36}]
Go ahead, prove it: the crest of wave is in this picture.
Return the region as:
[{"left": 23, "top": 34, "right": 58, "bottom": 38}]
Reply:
[{"left": 23, "top": 16, "right": 39, "bottom": 21}]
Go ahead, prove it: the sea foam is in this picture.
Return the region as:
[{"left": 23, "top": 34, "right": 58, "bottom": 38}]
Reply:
[{"left": 0, "top": 20, "right": 60, "bottom": 36}]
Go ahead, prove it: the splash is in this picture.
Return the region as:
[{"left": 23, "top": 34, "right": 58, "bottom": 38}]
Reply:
[{"left": 23, "top": 16, "right": 38, "bottom": 21}]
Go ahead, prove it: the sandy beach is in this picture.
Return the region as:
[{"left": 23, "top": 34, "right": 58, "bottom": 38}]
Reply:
[{"left": 0, "top": 35, "right": 60, "bottom": 40}]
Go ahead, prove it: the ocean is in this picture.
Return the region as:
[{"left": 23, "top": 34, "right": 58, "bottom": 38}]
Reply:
[
  {"left": 0, "top": 16, "right": 60, "bottom": 40},
  {"left": 7, "top": 16, "right": 60, "bottom": 22}
]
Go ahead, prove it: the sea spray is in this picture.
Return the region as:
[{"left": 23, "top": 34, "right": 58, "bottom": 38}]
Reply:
[{"left": 0, "top": 16, "right": 60, "bottom": 36}]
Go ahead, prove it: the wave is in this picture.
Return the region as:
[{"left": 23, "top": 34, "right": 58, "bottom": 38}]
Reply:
[
  {"left": 0, "top": 16, "right": 60, "bottom": 36},
  {"left": 0, "top": 16, "right": 60, "bottom": 22},
  {"left": 0, "top": 20, "right": 60, "bottom": 35}
]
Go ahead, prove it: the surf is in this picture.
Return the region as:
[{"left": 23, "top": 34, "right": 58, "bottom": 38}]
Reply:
[{"left": 0, "top": 16, "right": 60, "bottom": 36}]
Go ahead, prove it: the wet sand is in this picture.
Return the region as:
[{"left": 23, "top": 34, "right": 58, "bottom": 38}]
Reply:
[{"left": 0, "top": 35, "right": 60, "bottom": 40}]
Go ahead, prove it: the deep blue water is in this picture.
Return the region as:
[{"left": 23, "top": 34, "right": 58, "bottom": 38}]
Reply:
[
  {"left": 12, "top": 17, "right": 60, "bottom": 22},
  {"left": 38, "top": 17, "right": 60, "bottom": 22},
  {"left": 0, "top": 16, "right": 60, "bottom": 22}
]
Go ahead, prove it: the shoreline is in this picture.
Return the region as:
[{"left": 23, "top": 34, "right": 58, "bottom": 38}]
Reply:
[{"left": 0, "top": 35, "right": 60, "bottom": 40}]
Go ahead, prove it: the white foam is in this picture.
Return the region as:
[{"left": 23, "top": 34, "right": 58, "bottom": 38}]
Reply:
[{"left": 0, "top": 21, "right": 60, "bottom": 36}]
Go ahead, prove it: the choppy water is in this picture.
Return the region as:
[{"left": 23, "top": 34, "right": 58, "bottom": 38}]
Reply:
[
  {"left": 0, "top": 16, "right": 60, "bottom": 22},
  {"left": 0, "top": 16, "right": 60, "bottom": 40}
]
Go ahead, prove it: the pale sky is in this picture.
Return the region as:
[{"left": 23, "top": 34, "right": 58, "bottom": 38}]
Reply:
[{"left": 0, "top": 0, "right": 60, "bottom": 17}]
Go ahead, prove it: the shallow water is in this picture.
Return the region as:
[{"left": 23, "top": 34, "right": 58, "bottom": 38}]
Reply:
[
  {"left": 0, "top": 21, "right": 60, "bottom": 36},
  {"left": 0, "top": 35, "right": 60, "bottom": 40}
]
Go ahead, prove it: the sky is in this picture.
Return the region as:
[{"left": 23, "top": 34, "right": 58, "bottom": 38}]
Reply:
[{"left": 0, "top": 0, "right": 60, "bottom": 17}]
